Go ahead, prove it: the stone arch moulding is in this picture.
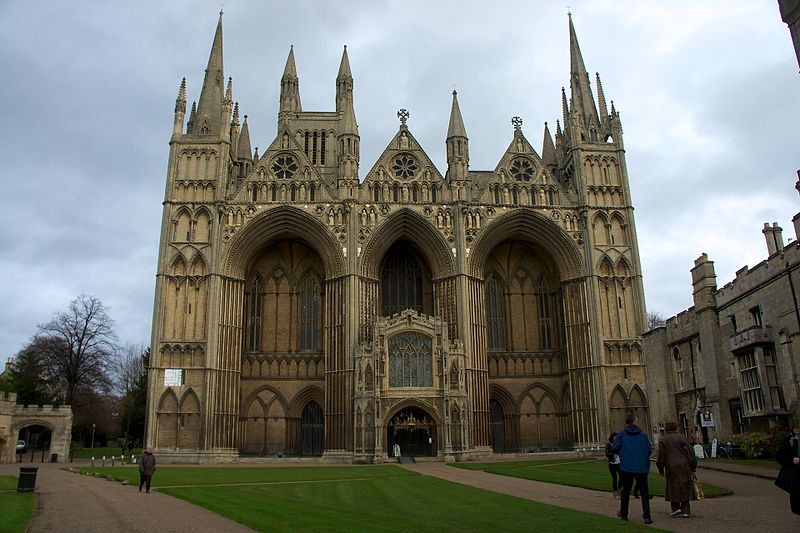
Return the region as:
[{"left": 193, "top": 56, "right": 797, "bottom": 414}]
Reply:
[
  {"left": 517, "top": 382, "right": 562, "bottom": 413},
  {"left": 224, "top": 205, "right": 345, "bottom": 280},
  {"left": 12, "top": 419, "right": 56, "bottom": 433},
  {"left": 288, "top": 385, "right": 325, "bottom": 418},
  {"left": 489, "top": 384, "right": 517, "bottom": 415},
  {"left": 241, "top": 385, "right": 289, "bottom": 415},
  {"left": 382, "top": 398, "right": 443, "bottom": 428},
  {"left": 469, "top": 209, "right": 583, "bottom": 280},
  {"left": 359, "top": 208, "right": 454, "bottom": 280}
]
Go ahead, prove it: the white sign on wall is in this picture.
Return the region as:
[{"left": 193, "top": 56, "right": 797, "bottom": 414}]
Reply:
[
  {"left": 700, "top": 411, "right": 715, "bottom": 427},
  {"left": 164, "top": 368, "right": 183, "bottom": 386}
]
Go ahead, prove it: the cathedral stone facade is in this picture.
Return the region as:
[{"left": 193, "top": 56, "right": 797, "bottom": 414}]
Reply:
[{"left": 145, "top": 13, "right": 649, "bottom": 463}]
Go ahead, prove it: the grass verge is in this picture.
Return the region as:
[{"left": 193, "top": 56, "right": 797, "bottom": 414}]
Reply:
[
  {"left": 454, "top": 458, "right": 732, "bottom": 498},
  {"left": 0, "top": 476, "right": 36, "bottom": 533}
]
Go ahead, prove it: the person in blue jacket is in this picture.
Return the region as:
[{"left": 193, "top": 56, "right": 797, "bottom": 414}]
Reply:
[{"left": 613, "top": 413, "right": 653, "bottom": 524}]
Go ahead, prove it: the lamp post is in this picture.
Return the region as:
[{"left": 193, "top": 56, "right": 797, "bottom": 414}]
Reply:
[{"left": 91, "top": 423, "right": 96, "bottom": 449}]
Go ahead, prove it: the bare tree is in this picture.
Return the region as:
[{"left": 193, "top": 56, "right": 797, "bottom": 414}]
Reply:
[
  {"left": 647, "top": 311, "right": 666, "bottom": 331},
  {"left": 35, "top": 294, "right": 117, "bottom": 405},
  {"left": 111, "top": 342, "right": 149, "bottom": 446}
]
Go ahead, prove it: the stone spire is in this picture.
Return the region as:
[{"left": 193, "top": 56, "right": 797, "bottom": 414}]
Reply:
[
  {"left": 596, "top": 72, "right": 609, "bottom": 120},
  {"left": 333, "top": 47, "right": 359, "bottom": 179},
  {"left": 568, "top": 14, "right": 600, "bottom": 130},
  {"left": 336, "top": 46, "right": 353, "bottom": 114},
  {"left": 446, "top": 90, "right": 469, "bottom": 180},
  {"left": 238, "top": 114, "right": 252, "bottom": 161},
  {"left": 279, "top": 46, "right": 301, "bottom": 120},
  {"left": 190, "top": 12, "right": 225, "bottom": 135},
  {"left": 173, "top": 77, "right": 187, "bottom": 136},
  {"left": 542, "top": 122, "right": 557, "bottom": 170}
]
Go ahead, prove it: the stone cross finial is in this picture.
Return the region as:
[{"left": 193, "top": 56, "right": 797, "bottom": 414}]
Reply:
[
  {"left": 397, "top": 109, "right": 409, "bottom": 125},
  {"left": 512, "top": 116, "right": 523, "bottom": 130}
]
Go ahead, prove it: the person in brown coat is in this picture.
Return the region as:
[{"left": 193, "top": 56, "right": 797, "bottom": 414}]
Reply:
[
  {"left": 656, "top": 421, "right": 697, "bottom": 517},
  {"left": 138, "top": 447, "right": 157, "bottom": 493}
]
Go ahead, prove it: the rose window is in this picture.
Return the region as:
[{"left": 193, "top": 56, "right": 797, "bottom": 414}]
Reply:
[
  {"left": 510, "top": 158, "right": 534, "bottom": 182},
  {"left": 271, "top": 155, "right": 298, "bottom": 179},
  {"left": 392, "top": 155, "right": 418, "bottom": 179}
]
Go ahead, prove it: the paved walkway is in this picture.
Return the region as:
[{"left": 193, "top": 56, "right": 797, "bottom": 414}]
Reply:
[
  {"left": 0, "top": 462, "right": 255, "bottom": 533},
  {"left": 402, "top": 461, "right": 798, "bottom": 532},
  {"left": 1, "top": 459, "right": 797, "bottom": 532}
]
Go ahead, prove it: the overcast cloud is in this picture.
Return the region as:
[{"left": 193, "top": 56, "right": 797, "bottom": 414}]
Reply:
[{"left": 1, "top": 0, "right": 798, "bottom": 357}]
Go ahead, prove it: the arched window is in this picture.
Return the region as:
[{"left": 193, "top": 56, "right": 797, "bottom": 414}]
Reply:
[
  {"left": 411, "top": 184, "right": 418, "bottom": 203},
  {"left": 494, "top": 186, "right": 501, "bottom": 204},
  {"left": 299, "top": 276, "right": 320, "bottom": 351},
  {"left": 380, "top": 245, "right": 428, "bottom": 316},
  {"left": 673, "top": 348, "right": 684, "bottom": 390},
  {"left": 271, "top": 184, "right": 277, "bottom": 202},
  {"left": 246, "top": 276, "right": 262, "bottom": 351},
  {"left": 393, "top": 184, "right": 399, "bottom": 202},
  {"left": 309, "top": 183, "right": 316, "bottom": 202},
  {"left": 485, "top": 276, "right": 506, "bottom": 351},
  {"left": 373, "top": 185, "right": 380, "bottom": 202},
  {"left": 290, "top": 184, "right": 297, "bottom": 201},
  {"left": 388, "top": 332, "right": 432, "bottom": 387},
  {"left": 431, "top": 185, "right": 438, "bottom": 203}
]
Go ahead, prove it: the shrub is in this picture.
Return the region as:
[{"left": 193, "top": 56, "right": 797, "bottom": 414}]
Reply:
[
  {"left": 766, "top": 425, "right": 789, "bottom": 457},
  {"left": 731, "top": 432, "right": 769, "bottom": 459}
]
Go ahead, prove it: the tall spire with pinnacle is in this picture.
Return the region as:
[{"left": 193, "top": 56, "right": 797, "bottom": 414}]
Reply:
[
  {"left": 568, "top": 14, "right": 600, "bottom": 130},
  {"left": 595, "top": 72, "right": 609, "bottom": 120},
  {"left": 191, "top": 11, "right": 225, "bottom": 135},
  {"left": 173, "top": 77, "right": 187, "bottom": 136},
  {"left": 336, "top": 46, "right": 359, "bottom": 180},
  {"left": 279, "top": 46, "right": 301, "bottom": 121},
  {"left": 446, "top": 90, "right": 469, "bottom": 181},
  {"left": 238, "top": 115, "right": 252, "bottom": 161},
  {"left": 336, "top": 46, "right": 353, "bottom": 114},
  {"left": 542, "top": 122, "right": 557, "bottom": 170}
]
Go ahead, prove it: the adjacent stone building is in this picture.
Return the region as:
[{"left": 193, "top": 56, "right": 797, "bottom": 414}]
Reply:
[
  {"left": 644, "top": 173, "right": 800, "bottom": 443},
  {"left": 0, "top": 392, "right": 73, "bottom": 463},
  {"left": 145, "top": 13, "right": 649, "bottom": 463}
]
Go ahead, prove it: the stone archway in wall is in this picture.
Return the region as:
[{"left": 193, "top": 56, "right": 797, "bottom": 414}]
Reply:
[
  {"left": 220, "top": 206, "right": 345, "bottom": 453},
  {"left": 386, "top": 406, "right": 437, "bottom": 458}
]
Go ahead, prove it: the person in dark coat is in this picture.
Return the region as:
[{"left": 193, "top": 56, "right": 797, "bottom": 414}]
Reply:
[
  {"left": 656, "top": 421, "right": 697, "bottom": 517},
  {"left": 613, "top": 414, "right": 653, "bottom": 524},
  {"left": 606, "top": 432, "right": 621, "bottom": 497},
  {"left": 775, "top": 426, "right": 800, "bottom": 515},
  {"left": 139, "top": 447, "right": 157, "bottom": 493}
]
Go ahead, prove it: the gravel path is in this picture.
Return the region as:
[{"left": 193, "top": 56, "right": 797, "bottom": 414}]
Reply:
[
  {"left": 402, "top": 461, "right": 800, "bottom": 531},
  {"left": 0, "top": 462, "right": 255, "bottom": 533},
  {"left": 2, "top": 459, "right": 797, "bottom": 532}
]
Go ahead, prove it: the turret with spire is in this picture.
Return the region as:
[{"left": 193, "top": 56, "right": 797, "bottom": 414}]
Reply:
[
  {"left": 279, "top": 46, "right": 302, "bottom": 124},
  {"left": 173, "top": 78, "right": 187, "bottom": 136},
  {"left": 190, "top": 11, "right": 226, "bottom": 136},
  {"left": 567, "top": 13, "right": 600, "bottom": 141},
  {"left": 336, "top": 46, "right": 359, "bottom": 181},
  {"left": 445, "top": 90, "right": 469, "bottom": 181}
]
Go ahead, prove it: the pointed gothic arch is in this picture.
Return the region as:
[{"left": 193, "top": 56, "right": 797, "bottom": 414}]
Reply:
[{"left": 360, "top": 208, "right": 453, "bottom": 279}]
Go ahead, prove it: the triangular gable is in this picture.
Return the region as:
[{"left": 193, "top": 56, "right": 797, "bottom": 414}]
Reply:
[
  {"left": 492, "top": 130, "right": 555, "bottom": 186},
  {"left": 363, "top": 127, "right": 445, "bottom": 185},
  {"left": 230, "top": 123, "right": 333, "bottom": 202}
]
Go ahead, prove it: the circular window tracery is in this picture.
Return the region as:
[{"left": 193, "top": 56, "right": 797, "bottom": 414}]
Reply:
[
  {"left": 392, "top": 154, "right": 418, "bottom": 179},
  {"left": 510, "top": 158, "right": 534, "bottom": 182},
  {"left": 271, "top": 155, "right": 298, "bottom": 179}
]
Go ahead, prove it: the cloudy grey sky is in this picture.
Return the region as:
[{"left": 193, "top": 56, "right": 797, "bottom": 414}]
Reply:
[{"left": 1, "top": 0, "right": 798, "bottom": 357}]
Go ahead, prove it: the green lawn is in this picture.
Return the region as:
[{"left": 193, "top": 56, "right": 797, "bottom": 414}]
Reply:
[
  {"left": 454, "top": 458, "right": 732, "bottom": 498},
  {"left": 72, "top": 446, "right": 142, "bottom": 459},
  {"left": 78, "top": 465, "right": 661, "bottom": 532},
  {"left": 0, "top": 476, "right": 37, "bottom": 533}
]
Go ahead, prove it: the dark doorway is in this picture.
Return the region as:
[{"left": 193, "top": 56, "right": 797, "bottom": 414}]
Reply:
[
  {"left": 300, "top": 401, "right": 324, "bottom": 456},
  {"left": 490, "top": 399, "right": 505, "bottom": 453},
  {"left": 17, "top": 424, "right": 53, "bottom": 462},
  {"left": 387, "top": 407, "right": 436, "bottom": 457}
]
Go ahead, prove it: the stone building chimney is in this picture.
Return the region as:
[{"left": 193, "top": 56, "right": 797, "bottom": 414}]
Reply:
[
  {"left": 763, "top": 222, "right": 784, "bottom": 256},
  {"left": 691, "top": 253, "right": 717, "bottom": 312}
]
